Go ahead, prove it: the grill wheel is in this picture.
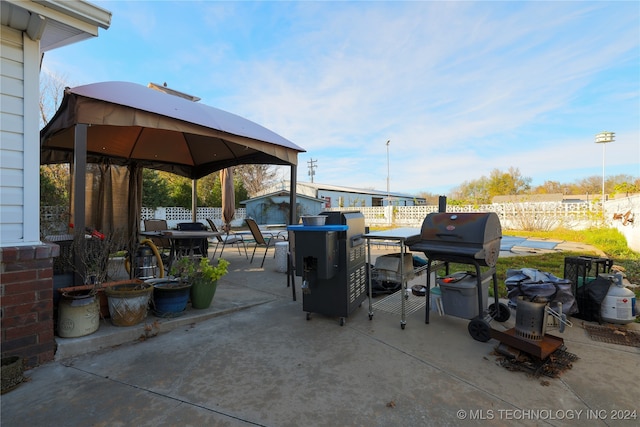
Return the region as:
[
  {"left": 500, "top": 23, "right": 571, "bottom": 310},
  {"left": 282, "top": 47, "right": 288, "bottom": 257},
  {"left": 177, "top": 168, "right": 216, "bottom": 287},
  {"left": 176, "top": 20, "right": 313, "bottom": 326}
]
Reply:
[{"left": 468, "top": 318, "right": 492, "bottom": 342}]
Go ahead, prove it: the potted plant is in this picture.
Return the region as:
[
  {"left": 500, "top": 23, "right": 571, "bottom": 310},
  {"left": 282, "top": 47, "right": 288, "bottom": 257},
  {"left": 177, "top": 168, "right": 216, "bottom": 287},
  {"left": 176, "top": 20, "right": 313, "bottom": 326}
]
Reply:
[
  {"left": 189, "top": 257, "right": 230, "bottom": 309},
  {"left": 104, "top": 279, "right": 153, "bottom": 326},
  {"left": 56, "top": 228, "right": 125, "bottom": 336},
  {"left": 148, "top": 256, "right": 195, "bottom": 318}
]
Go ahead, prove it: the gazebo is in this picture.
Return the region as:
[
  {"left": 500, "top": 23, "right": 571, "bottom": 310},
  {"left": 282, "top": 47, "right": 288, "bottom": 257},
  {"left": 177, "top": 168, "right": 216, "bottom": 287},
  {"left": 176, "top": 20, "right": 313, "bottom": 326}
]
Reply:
[{"left": 41, "top": 81, "right": 305, "bottom": 268}]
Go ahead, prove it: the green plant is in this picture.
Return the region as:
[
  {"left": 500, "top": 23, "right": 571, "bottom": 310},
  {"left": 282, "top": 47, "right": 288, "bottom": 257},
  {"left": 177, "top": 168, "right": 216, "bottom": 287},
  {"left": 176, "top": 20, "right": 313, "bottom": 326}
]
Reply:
[
  {"left": 170, "top": 256, "right": 229, "bottom": 286},
  {"left": 197, "top": 257, "right": 230, "bottom": 283},
  {"left": 169, "top": 256, "right": 198, "bottom": 282}
]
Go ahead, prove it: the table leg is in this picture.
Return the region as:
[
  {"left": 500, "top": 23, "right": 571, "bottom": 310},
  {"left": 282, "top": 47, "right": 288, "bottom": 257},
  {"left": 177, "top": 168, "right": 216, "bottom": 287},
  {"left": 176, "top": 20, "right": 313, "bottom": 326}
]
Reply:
[
  {"left": 400, "top": 241, "right": 406, "bottom": 329},
  {"left": 167, "top": 240, "right": 177, "bottom": 273}
]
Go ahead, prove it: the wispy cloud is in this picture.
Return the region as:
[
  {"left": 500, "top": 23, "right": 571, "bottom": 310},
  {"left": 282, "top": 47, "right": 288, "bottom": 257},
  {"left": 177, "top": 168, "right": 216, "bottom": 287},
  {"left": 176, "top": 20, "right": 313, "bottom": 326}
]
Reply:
[{"left": 45, "top": 0, "right": 639, "bottom": 194}]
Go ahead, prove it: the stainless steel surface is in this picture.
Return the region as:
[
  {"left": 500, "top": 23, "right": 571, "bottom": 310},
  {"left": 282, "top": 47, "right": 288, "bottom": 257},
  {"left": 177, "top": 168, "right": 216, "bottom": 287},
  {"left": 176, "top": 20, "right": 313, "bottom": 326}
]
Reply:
[
  {"left": 371, "top": 291, "right": 425, "bottom": 317},
  {"left": 301, "top": 215, "right": 327, "bottom": 226},
  {"left": 515, "top": 297, "right": 548, "bottom": 341}
]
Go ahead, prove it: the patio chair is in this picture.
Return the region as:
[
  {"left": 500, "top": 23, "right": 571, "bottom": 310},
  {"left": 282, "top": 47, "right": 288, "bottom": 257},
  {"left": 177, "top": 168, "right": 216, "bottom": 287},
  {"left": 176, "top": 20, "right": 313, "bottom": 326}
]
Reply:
[
  {"left": 206, "top": 218, "right": 248, "bottom": 259},
  {"left": 143, "top": 219, "right": 171, "bottom": 263},
  {"left": 245, "top": 218, "right": 287, "bottom": 268},
  {"left": 176, "top": 222, "right": 209, "bottom": 258}
]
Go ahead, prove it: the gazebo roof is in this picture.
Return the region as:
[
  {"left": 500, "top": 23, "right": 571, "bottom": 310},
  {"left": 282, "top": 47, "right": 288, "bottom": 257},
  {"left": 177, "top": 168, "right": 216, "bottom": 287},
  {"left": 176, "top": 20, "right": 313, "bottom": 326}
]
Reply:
[{"left": 41, "top": 81, "right": 305, "bottom": 179}]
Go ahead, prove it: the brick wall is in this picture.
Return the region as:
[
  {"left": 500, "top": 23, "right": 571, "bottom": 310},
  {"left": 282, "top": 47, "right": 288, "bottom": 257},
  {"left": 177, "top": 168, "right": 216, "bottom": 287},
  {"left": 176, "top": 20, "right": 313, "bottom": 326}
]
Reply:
[{"left": 1, "top": 243, "right": 58, "bottom": 367}]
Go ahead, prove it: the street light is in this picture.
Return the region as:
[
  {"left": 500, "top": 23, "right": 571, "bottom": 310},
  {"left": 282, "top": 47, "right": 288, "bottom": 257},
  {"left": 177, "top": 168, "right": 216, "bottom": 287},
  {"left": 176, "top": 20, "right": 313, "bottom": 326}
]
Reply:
[
  {"left": 386, "top": 140, "right": 390, "bottom": 206},
  {"left": 594, "top": 131, "right": 615, "bottom": 214}
]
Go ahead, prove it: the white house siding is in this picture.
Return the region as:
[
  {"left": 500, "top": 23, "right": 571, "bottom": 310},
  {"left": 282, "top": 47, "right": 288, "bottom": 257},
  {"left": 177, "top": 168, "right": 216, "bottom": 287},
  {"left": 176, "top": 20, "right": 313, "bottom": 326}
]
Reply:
[{"left": 0, "top": 25, "right": 41, "bottom": 245}]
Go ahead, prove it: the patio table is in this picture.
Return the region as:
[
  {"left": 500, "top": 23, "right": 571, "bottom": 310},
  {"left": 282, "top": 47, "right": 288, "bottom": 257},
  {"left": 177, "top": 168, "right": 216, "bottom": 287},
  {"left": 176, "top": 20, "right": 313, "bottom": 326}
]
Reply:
[{"left": 140, "top": 230, "right": 222, "bottom": 272}]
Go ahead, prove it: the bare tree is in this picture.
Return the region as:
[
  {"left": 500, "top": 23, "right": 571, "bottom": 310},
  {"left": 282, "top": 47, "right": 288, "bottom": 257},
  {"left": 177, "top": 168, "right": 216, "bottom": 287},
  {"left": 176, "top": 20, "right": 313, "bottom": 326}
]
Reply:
[
  {"left": 235, "top": 164, "right": 278, "bottom": 197},
  {"left": 39, "top": 68, "right": 70, "bottom": 127},
  {"left": 40, "top": 69, "right": 71, "bottom": 207}
]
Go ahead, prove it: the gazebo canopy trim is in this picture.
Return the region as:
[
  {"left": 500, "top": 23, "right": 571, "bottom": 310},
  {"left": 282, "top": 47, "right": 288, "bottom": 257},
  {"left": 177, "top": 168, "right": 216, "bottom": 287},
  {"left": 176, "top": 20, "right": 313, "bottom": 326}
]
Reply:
[{"left": 41, "top": 81, "right": 305, "bottom": 179}]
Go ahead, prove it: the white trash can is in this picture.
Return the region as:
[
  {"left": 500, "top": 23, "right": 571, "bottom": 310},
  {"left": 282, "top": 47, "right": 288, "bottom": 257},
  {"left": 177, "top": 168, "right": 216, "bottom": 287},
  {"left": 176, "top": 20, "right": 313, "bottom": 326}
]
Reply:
[{"left": 274, "top": 241, "right": 289, "bottom": 273}]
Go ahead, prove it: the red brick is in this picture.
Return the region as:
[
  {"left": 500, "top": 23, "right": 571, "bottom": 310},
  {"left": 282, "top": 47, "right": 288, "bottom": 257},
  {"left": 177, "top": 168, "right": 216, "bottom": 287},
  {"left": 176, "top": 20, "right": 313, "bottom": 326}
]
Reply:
[
  {"left": 43, "top": 242, "right": 60, "bottom": 257},
  {"left": 4, "top": 322, "right": 46, "bottom": 340},
  {"left": 38, "top": 268, "right": 54, "bottom": 280},
  {"left": 1, "top": 269, "right": 38, "bottom": 283},
  {"left": 38, "top": 288, "right": 53, "bottom": 302},
  {"left": 33, "top": 259, "right": 54, "bottom": 270},
  {"left": 38, "top": 329, "right": 54, "bottom": 344},
  {"left": 2, "top": 312, "right": 37, "bottom": 328},
  {"left": 38, "top": 308, "right": 53, "bottom": 323},
  {"left": 33, "top": 278, "right": 53, "bottom": 292},
  {"left": 35, "top": 244, "right": 56, "bottom": 259},
  {"left": 3, "top": 302, "right": 37, "bottom": 317},
  {"left": 36, "top": 298, "right": 53, "bottom": 312},
  {"left": 15, "top": 246, "right": 35, "bottom": 261},
  {"left": 37, "top": 350, "right": 55, "bottom": 366},
  {"left": 3, "top": 280, "right": 38, "bottom": 295},
  {"left": 1, "top": 293, "right": 36, "bottom": 307},
  {"left": 1, "top": 335, "right": 37, "bottom": 352},
  {"left": 1, "top": 247, "right": 18, "bottom": 262}
]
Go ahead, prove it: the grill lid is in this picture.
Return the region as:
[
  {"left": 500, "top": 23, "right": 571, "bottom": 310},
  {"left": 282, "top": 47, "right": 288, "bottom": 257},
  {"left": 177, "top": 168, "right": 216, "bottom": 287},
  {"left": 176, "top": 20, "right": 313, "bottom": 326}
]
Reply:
[{"left": 408, "top": 212, "right": 502, "bottom": 267}]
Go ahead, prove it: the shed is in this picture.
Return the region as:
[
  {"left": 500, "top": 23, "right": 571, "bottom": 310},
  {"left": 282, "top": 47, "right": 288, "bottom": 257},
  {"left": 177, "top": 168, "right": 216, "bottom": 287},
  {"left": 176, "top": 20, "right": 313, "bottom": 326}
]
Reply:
[{"left": 242, "top": 191, "right": 325, "bottom": 225}]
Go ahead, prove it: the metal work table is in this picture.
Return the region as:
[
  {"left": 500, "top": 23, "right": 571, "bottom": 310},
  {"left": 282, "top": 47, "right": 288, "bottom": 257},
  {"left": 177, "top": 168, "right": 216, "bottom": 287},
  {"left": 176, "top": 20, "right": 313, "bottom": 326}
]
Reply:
[{"left": 363, "top": 228, "right": 424, "bottom": 329}]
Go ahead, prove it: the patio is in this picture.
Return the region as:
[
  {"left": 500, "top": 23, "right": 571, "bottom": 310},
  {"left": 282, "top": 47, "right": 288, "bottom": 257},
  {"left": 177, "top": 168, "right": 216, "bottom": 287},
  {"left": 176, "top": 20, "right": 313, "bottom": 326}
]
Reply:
[{"left": 2, "top": 244, "right": 638, "bottom": 426}]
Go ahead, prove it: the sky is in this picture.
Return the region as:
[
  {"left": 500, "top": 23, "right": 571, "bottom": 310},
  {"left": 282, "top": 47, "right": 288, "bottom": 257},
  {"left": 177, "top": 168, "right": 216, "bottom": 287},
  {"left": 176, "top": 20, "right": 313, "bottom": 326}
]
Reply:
[{"left": 42, "top": 0, "right": 640, "bottom": 196}]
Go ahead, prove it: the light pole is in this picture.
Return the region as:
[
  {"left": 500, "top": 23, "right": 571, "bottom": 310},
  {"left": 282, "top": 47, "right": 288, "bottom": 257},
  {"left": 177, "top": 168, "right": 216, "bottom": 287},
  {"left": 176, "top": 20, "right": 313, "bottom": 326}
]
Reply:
[
  {"left": 594, "top": 131, "right": 615, "bottom": 215},
  {"left": 386, "top": 140, "right": 390, "bottom": 206}
]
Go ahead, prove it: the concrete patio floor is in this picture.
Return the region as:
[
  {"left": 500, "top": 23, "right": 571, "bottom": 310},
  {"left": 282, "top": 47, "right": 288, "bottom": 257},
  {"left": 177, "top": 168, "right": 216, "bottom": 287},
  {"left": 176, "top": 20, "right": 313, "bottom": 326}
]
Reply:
[{"left": 2, "top": 243, "right": 638, "bottom": 426}]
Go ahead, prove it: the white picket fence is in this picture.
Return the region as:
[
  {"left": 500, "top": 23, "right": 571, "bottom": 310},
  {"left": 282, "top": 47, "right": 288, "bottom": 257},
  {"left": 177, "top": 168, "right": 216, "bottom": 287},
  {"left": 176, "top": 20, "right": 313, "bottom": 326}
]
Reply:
[
  {"left": 42, "top": 201, "right": 605, "bottom": 231},
  {"left": 40, "top": 196, "right": 640, "bottom": 251}
]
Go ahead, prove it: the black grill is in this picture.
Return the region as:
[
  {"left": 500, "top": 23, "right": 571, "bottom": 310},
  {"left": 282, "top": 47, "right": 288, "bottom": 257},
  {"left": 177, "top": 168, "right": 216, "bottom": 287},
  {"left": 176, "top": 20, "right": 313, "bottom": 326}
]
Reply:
[
  {"left": 409, "top": 212, "right": 510, "bottom": 340},
  {"left": 408, "top": 212, "right": 502, "bottom": 267}
]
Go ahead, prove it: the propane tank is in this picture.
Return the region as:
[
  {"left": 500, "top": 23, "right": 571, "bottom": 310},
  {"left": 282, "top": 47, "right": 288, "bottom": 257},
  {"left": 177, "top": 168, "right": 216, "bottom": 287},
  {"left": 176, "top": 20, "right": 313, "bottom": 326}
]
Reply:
[{"left": 600, "top": 273, "right": 636, "bottom": 324}]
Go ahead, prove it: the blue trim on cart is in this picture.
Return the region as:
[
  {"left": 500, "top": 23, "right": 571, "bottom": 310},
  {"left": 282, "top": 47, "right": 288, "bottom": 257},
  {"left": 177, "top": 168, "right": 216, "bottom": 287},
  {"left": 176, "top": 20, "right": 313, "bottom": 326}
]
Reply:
[{"left": 287, "top": 225, "right": 348, "bottom": 232}]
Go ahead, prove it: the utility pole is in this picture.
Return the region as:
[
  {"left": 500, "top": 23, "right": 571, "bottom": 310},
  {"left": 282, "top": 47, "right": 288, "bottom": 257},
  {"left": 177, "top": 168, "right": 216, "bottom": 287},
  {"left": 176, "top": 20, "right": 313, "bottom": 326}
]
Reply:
[
  {"left": 307, "top": 158, "right": 317, "bottom": 183},
  {"left": 386, "top": 140, "right": 390, "bottom": 206}
]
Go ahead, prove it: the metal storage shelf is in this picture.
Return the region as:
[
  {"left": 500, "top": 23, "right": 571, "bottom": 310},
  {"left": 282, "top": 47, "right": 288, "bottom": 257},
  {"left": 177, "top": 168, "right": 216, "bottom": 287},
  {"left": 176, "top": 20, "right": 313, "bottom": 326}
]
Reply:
[
  {"left": 372, "top": 290, "right": 426, "bottom": 317},
  {"left": 363, "top": 228, "right": 422, "bottom": 329}
]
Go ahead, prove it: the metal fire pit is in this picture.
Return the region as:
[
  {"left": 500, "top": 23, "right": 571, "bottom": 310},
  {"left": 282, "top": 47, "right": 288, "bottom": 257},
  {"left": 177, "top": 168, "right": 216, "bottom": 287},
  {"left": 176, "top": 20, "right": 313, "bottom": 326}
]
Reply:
[
  {"left": 491, "top": 296, "right": 567, "bottom": 360},
  {"left": 490, "top": 328, "right": 565, "bottom": 360},
  {"left": 408, "top": 212, "right": 511, "bottom": 342}
]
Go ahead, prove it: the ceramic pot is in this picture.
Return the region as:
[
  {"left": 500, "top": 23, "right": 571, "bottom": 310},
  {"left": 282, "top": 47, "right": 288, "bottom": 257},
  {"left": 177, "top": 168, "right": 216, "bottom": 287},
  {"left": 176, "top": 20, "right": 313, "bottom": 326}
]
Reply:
[
  {"left": 190, "top": 278, "right": 218, "bottom": 309},
  {"left": 105, "top": 280, "right": 152, "bottom": 326},
  {"left": 57, "top": 290, "right": 100, "bottom": 337},
  {"left": 149, "top": 279, "right": 192, "bottom": 317}
]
